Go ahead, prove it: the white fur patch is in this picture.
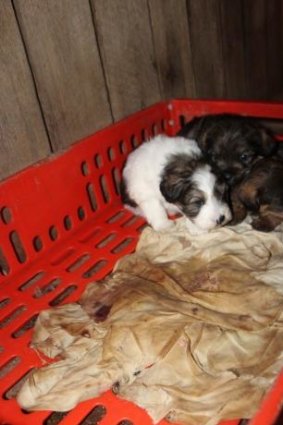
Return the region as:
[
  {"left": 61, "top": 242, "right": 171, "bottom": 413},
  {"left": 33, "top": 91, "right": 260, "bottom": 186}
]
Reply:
[{"left": 122, "top": 135, "right": 231, "bottom": 233}]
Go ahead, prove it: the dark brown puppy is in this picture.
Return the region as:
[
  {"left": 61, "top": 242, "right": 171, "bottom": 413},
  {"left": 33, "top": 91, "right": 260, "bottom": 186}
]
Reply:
[
  {"left": 178, "top": 114, "right": 278, "bottom": 186},
  {"left": 230, "top": 158, "right": 283, "bottom": 232}
]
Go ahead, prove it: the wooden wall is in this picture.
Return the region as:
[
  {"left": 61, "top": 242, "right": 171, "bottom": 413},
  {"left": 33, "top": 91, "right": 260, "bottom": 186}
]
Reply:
[{"left": 1, "top": 0, "right": 283, "bottom": 180}]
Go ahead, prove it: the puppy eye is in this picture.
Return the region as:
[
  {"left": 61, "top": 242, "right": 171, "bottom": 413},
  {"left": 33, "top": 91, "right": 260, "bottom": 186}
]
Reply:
[{"left": 192, "top": 199, "right": 205, "bottom": 208}]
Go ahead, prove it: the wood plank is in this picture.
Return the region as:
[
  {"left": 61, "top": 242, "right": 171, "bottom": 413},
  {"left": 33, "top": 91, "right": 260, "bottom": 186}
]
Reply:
[
  {"left": 242, "top": 0, "right": 268, "bottom": 99},
  {"left": 14, "top": 0, "right": 112, "bottom": 150},
  {"left": 219, "top": 0, "right": 247, "bottom": 98},
  {"left": 90, "top": 0, "right": 161, "bottom": 121},
  {"left": 266, "top": 0, "right": 283, "bottom": 97},
  {"left": 186, "top": 0, "right": 225, "bottom": 98},
  {"left": 0, "top": 0, "right": 50, "bottom": 180},
  {"left": 148, "top": 0, "right": 196, "bottom": 99}
]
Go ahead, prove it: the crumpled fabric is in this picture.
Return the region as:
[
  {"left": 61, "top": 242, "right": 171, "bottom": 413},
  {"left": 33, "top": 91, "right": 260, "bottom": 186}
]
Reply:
[{"left": 17, "top": 219, "right": 283, "bottom": 425}]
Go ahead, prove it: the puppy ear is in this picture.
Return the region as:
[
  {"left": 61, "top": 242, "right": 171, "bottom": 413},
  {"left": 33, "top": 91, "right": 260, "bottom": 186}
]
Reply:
[
  {"left": 258, "top": 128, "right": 278, "bottom": 156},
  {"left": 160, "top": 155, "right": 196, "bottom": 203},
  {"left": 176, "top": 117, "right": 204, "bottom": 139},
  {"left": 160, "top": 174, "right": 187, "bottom": 203},
  {"left": 177, "top": 116, "right": 202, "bottom": 138},
  {"left": 237, "top": 182, "right": 260, "bottom": 213}
]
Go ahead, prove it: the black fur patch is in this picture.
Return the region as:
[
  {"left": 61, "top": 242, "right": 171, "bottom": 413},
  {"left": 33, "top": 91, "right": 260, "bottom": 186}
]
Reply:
[
  {"left": 160, "top": 154, "right": 207, "bottom": 219},
  {"left": 178, "top": 114, "right": 278, "bottom": 186}
]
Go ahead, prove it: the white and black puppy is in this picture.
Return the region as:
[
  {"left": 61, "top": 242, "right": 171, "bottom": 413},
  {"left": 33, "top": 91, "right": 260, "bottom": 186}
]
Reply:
[{"left": 120, "top": 135, "right": 231, "bottom": 234}]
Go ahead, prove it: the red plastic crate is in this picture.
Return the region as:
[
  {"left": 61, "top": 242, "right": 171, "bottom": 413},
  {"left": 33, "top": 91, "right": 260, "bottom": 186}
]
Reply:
[{"left": 0, "top": 99, "right": 283, "bottom": 425}]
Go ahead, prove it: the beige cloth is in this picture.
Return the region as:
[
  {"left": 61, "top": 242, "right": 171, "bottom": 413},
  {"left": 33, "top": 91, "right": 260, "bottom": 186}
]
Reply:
[{"left": 17, "top": 219, "right": 283, "bottom": 425}]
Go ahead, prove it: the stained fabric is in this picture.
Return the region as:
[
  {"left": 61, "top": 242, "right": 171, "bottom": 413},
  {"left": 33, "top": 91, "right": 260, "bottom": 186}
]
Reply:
[{"left": 17, "top": 219, "right": 283, "bottom": 425}]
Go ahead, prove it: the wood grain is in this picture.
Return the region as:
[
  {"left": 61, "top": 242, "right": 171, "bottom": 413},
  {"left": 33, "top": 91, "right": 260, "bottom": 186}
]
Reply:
[
  {"left": 0, "top": 0, "right": 50, "bottom": 180},
  {"left": 91, "top": 0, "right": 161, "bottom": 121},
  {"left": 13, "top": 0, "right": 112, "bottom": 150},
  {"left": 242, "top": 0, "right": 268, "bottom": 99},
  {"left": 2, "top": 0, "right": 283, "bottom": 181},
  {"left": 187, "top": 0, "right": 225, "bottom": 98},
  {"left": 266, "top": 0, "right": 283, "bottom": 97},
  {"left": 148, "top": 0, "right": 196, "bottom": 99},
  {"left": 219, "top": 0, "right": 247, "bottom": 98}
]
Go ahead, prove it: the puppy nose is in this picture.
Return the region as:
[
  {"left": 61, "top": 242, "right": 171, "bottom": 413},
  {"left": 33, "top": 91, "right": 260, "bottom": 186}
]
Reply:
[
  {"left": 223, "top": 171, "right": 233, "bottom": 182},
  {"left": 217, "top": 214, "right": 225, "bottom": 225}
]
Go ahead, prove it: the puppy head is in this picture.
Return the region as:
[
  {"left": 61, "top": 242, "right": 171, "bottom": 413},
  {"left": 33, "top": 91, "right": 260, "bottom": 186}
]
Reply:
[
  {"left": 160, "top": 155, "right": 232, "bottom": 231},
  {"left": 180, "top": 114, "right": 278, "bottom": 186},
  {"left": 231, "top": 158, "right": 283, "bottom": 219}
]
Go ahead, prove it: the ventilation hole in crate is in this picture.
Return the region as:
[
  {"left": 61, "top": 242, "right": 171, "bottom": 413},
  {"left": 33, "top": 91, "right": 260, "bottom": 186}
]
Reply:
[
  {"left": 130, "top": 135, "right": 139, "bottom": 149},
  {"left": 79, "top": 405, "right": 107, "bottom": 425},
  {"left": 3, "top": 368, "right": 34, "bottom": 399},
  {"left": 117, "top": 421, "right": 133, "bottom": 425},
  {"left": 239, "top": 419, "right": 249, "bottom": 425},
  {"left": 77, "top": 206, "right": 86, "bottom": 221},
  {"left": 0, "top": 346, "right": 4, "bottom": 354},
  {"left": 179, "top": 114, "right": 186, "bottom": 128},
  {"left": 119, "top": 140, "right": 127, "bottom": 154},
  {"left": 82, "top": 260, "right": 108, "bottom": 278},
  {"left": 0, "top": 298, "right": 10, "bottom": 309},
  {"left": 161, "top": 119, "right": 166, "bottom": 131},
  {"left": 19, "top": 272, "right": 45, "bottom": 291},
  {"left": 0, "top": 357, "right": 21, "bottom": 379},
  {"left": 1, "top": 206, "right": 12, "bottom": 224},
  {"left": 34, "top": 278, "right": 61, "bottom": 299},
  {"left": 12, "top": 314, "right": 38, "bottom": 338},
  {"left": 63, "top": 215, "right": 72, "bottom": 231},
  {"left": 0, "top": 305, "right": 26, "bottom": 329},
  {"left": 112, "top": 168, "right": 121, "bottom": 195},
  {"left": 33, "top": 236, "right": 43, "bottom": 252},
  {"left": 152, "top": 123, "right": 158, "bottom": 135},
  {"left": 107, "top": 211, "right": 125, "bottom": 223},
  {"left": 49, "top": 285, "right": 78, "bottom": 306},
  {"left": 94, "top": 154, "right": 103, "bottom": 168},
  {"left": 49, "top": 225, "right": 58, "bottom": 241},
  {"left": 108, "top": 147, "right": 116, "bottom": 161},
  {"left": 87, "top": 183, "right": 97, "bottom": 211},
  {"left": 10, "top": 231, "right": 26, "bottom": 263},
  {"left": 43, "top": 411, "right": 70, "bottom": 425},
  {"left": 100, "top": 176, "right": 110, "bottom": 203},
  {"left": 141, "top": 128, "right": 149, "bottom": 142},
  {"left": 96, "top": 233, "right": 117, "bottom": 248},
  {"left": 121, "top": 216, "right": 139, "bottom": 227},
  {"left": 111, "top": 238, "right": 133, "bottom": 254},
  {"left": 81, "top": 161, "right": 90, "bottom": 176},
  {"left": 0, "top": 247, "right": 10, "bottom": 276},
  {"left": 67, "top": 254, "right": 90, "bottom": 272}
]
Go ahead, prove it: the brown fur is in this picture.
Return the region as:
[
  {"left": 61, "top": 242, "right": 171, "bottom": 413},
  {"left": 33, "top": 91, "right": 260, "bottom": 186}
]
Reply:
[{"left": 231, "top": 158, "right": 283, "bottom": 231}]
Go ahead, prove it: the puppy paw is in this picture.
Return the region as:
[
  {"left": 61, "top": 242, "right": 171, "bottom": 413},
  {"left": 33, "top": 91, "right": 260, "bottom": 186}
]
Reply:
[
  {"left": 152, "top": 219, "right": 174, "bottom": 232},
  {"left": 251, "top": 217, "right": 275, "bottom": 232}
]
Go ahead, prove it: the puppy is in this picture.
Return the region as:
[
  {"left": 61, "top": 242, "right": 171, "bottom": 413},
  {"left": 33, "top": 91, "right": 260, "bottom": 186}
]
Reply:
[
  {"left": 178, "top": 114, "right": 278, "bottom": 186},
  {"left": 231, "top": 158, "right": 283, "bottom": 231},
  {"left": 120, "top": 135, "right": 231, "bottom": 234}
]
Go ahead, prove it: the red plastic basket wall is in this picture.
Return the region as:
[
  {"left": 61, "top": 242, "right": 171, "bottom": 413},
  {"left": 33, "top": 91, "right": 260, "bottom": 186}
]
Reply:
[{"left": 0, "top": 99, "right": 283, "bottom": 425}]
